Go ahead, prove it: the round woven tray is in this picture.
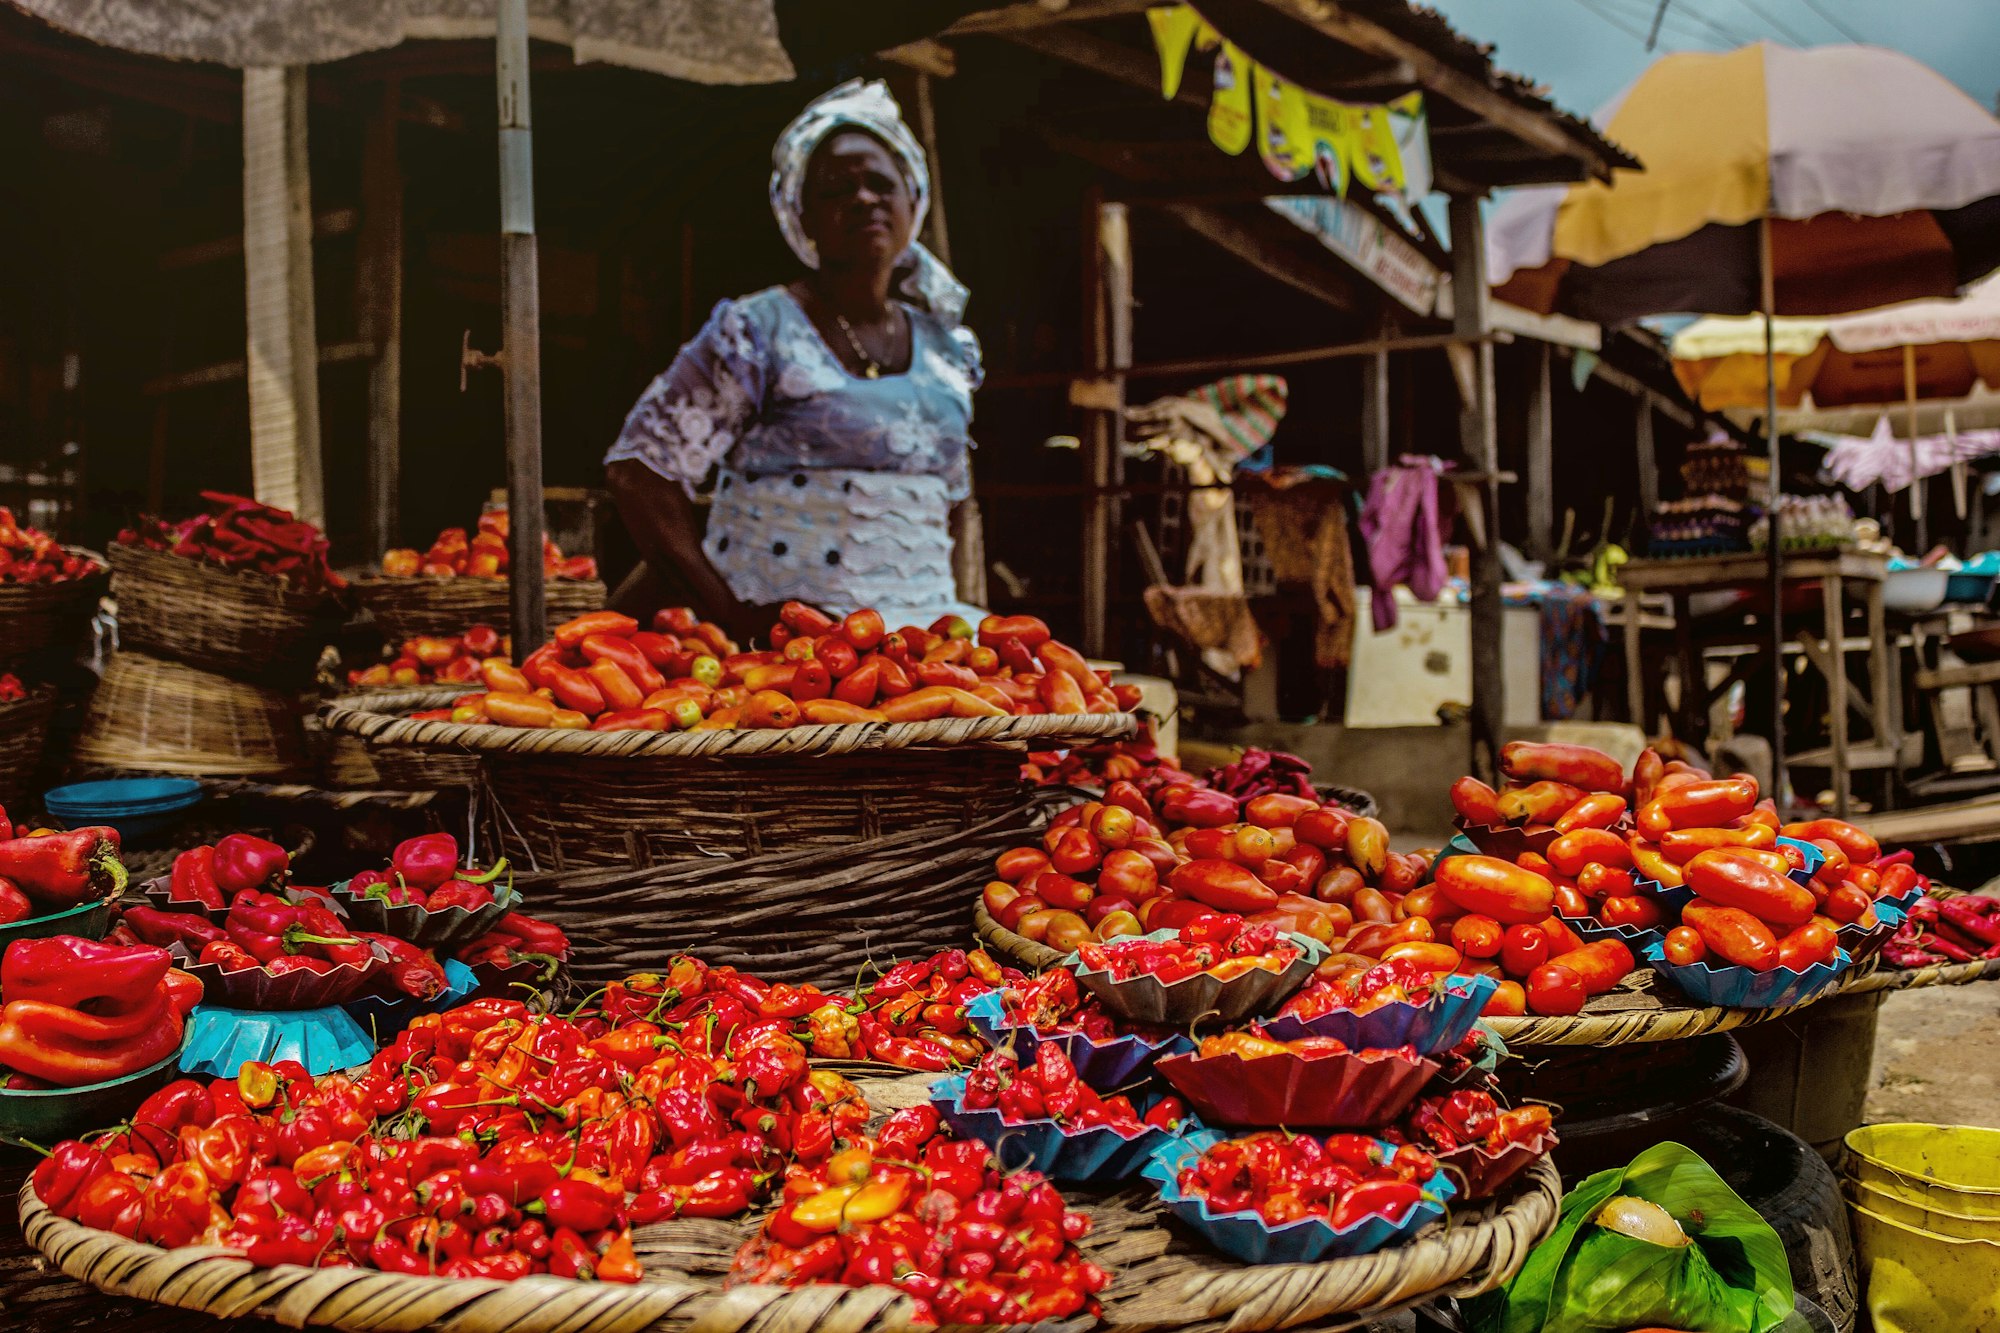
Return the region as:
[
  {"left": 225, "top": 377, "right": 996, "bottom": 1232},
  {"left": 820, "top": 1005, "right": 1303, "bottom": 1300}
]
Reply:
[
  {"left": 108, "top": 543, "right": 331, "bottom": 683},
  {"left": 348, "top": 572, "right": 605, "bottom": 642},
  {"left": 72, "top": 651, "right": 307, "bottom": 779},
  {"left": 516, "top": 797, "right": 1059, "bottom": 989},
  {"left": 0, "top": 686, "right": 57, "bottom": 810},
  {"left": 978, "top": 907, "right": 2000, "bottom": 1049},
  {"left": 17, "top": 1071, "right": 1560, "bottom": 1333},
  {"left": 0, "top": 549, "right": 106, "bottom": 668},
  {"left": 327, "top": 690, "right": 1134, "bottom": 871}
]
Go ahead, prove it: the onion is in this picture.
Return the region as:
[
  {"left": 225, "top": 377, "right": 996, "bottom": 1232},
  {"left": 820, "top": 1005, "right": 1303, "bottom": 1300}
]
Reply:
[{"left": 1593, "top": 1195, "right": 1692, "bottom": 1247}]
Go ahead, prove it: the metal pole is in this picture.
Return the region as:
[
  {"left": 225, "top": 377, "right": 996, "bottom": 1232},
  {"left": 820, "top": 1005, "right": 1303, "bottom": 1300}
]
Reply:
[
  {"left": 1762, "top": 216, "right": 1786, "bottom": 807},
  {"left": 497, "top": 0, "right": 546, "bottom": 659}
]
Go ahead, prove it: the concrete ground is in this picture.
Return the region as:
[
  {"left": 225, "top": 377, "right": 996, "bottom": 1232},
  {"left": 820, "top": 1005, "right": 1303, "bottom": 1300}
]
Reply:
[{"left": 1867, "top": 982, "right": 2000, "bottom": 1129}]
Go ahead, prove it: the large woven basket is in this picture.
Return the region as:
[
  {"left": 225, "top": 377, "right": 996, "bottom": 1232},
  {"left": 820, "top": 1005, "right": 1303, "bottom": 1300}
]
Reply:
[
  {"left": 516, "top": 797, "right": 1061, "bottom": 989},
  {"left": 108, "top": 543, "right": 331, "bottom": 682},
  {"left": 349, "top": 573, "right": 605, "bottom": 642},
  {"left": 0, "top": 548, "right": 106, "bottom": 668},
  {"left": 325, "top": 689, "right": 1136, "bottom": 871},
  {"left": 0, "top": 686, "right": 57, "bottom": 809},
  {"left": 18, "top": 1065, "right": 1561, "bottom": 1333},
  {"left": 72, "top": 651, "right": 307, "bottom": 779}
]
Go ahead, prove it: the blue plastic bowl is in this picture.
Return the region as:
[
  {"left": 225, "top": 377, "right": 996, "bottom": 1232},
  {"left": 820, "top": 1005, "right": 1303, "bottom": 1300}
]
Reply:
[
  {"left": 929, "top": 1074, "right": 1186, "bottom": 1182},
  {"left": 1262, "top": 973, "right": 1497, "bottom": 1056},
  {"left": 1143, "top": 1131, "right": 1456, "bottom": 1264},
  {"left": 1643, "top": 940, "right": 1851, "bottom": 1009},
  {"left": 963, "top": 990, "right": 1190, "bottom": 1092},
  {"left": 42, "top": 778, "right": 203, "bottom": 842}
]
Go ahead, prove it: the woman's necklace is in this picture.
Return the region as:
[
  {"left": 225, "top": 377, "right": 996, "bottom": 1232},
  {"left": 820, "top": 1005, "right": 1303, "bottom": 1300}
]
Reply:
[{"left": 833, "top": 312, "right": 884, "bottom": 379}]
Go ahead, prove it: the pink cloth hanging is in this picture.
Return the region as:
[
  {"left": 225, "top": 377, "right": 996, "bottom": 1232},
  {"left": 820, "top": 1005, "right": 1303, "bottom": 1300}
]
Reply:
[{"left": 1359, "top": 457, "right": 1455, "bottom": 631}]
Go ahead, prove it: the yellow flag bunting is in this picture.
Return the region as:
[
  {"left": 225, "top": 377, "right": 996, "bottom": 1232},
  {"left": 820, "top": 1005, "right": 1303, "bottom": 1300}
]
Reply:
[{"left": 1149, "top": 4, "right": 1433, "bottom": 204}]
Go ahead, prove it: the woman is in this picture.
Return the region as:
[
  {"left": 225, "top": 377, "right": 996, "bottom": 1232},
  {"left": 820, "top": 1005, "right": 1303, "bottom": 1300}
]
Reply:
[{"left": 606, "top": 80, "right": 985, "bottom": 640}]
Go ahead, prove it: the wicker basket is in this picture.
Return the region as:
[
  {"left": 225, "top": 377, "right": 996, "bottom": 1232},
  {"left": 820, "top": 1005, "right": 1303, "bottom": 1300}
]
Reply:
[
  {"left": 108, "top": 543, "right": 332, "bottom": 682},
  {"left": 71, "top": 651, "right": 307, "bottom": 779},
  {"left": 368, "top": 746, "right": 478, "bottom": 792},
  {"left": 18, "top": 1070, "right": 1560, "bottom": 1333},
  {"left": 0, "top": 686, "right": 57, "bottom": 809},
  {"left": 349, "top": 573, "right": 605, "bottom": 642},
  {"left": 0, "top": 549, "right": 106, "bottom": 668},
  {"left": 324, "top": 690, "right": 1136, "bottom": 871},
  {"left": 516, "top": 798, "right": 1058, "bottom": 989}
]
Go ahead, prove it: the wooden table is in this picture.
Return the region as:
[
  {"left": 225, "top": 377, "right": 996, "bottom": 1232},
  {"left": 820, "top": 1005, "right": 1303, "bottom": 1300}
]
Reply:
[{"left": 1618, "top": 551, "right": 1895, "bottom": 817}]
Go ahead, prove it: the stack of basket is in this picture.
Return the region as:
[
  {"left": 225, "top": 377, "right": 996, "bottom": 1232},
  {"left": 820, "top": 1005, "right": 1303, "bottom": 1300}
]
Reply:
[
  {"left": 73, "top": 543, "right": 331, "bottom": 779},
  {"left": 0, "top": 546, "right": 106, "bottom": 807}
]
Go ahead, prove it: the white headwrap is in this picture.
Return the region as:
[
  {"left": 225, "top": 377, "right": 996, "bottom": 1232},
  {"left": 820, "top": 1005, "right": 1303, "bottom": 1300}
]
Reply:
[{"left": 770, "top": 79, "right": 969, "bottom": 329}]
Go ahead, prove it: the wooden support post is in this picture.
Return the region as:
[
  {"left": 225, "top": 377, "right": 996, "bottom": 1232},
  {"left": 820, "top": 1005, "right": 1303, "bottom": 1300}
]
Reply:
[
  {"left": 1635, "top": 397, "right": 1659, "bottom": 521},
  {"left": 1526, "top": 341, "right": 1553, "bottom": 566},
  {"left": 497, "top": 0, "right": 547, "bottom": 659},
  {"left": 913, "top": 73, "right": 952, "bottom": 267},
  {"left": 1449, "top": 193, "right": 1503, "bottom": 784},
  {"left": 358, "top": 79, "right": 404, "bottom": 556},
  {"left": 242, "top": 66, "right": 324, "bottom": 526},
  {"left": 1361, "top": 346, "right": 1389, "bottom": 476},
  {"left": 1081, "top": 194, "right": 1130, "bottom": 659}
]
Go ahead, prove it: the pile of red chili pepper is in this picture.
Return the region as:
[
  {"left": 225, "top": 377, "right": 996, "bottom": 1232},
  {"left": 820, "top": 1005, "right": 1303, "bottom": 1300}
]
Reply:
[
  {"left": 414, "top": 604, "right": 1140, "bottom": 733},
  {"left": 0, "top": 672, "right": 27, "bottom": 703},
  {"left": 958, "top": 1044, "right": 1181, "bottom": 1137},
  {"left": 378, "top": 510, "right": 597, "bottom": 582},
  {"left": 347, "top": 832, "right": 509, "bottom": 913},
  {"left": 0, "top": 506, "right": 99, "bottom": 585},
  {"left": 730, "top": 1103, "right": 1109, "bottom": 1324},
  {"left": 1886, "top": 891, "right": 2000, "bottom": 967},
  {"left": 0, "top": 821, "right": 126, "bottom": 923},
  {"left": 1385, "top": 1089, "right": 1554, "bottom": 1158},
  {"left": 993, "top": 968, "right": 1176, "bottom": 1047},
  {"left": 345, "top": 625, "right": 507, "bottom": 689},
  {"left": 34, "top": 961, "right": 1111, "bottom": 1312},
  {"left": 1191, "top": 1028, "right": 1411, "bottom": 1065},
  {"left": 1278, "top": 958, "right": 1458, "bottom": 1023},
  {"left": 1074, "top": 916, "right": 1302, "bottom": 984},
  {"left": 117, "top": 492, "right": 343, "bottom": 595},
  {"left": 0, "top": 936, "right": 202, "bottom": 1089},
  {"left": 154, "top": 832, "right": 292, "bottom": 912},
  {"left": 1175, "top": 1131, "right": 1443, "bottom": 1230}
]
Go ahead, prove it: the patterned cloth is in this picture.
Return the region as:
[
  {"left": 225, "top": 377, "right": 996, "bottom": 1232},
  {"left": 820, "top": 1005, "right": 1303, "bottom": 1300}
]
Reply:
[
  {"left": 769, "top": 79, "right": 968, "bottom": 328},
  {"left": 608, "top": 287, "right": 979, "bottom": 500},
  {"left": 1534, "top": 584, "right": 1608, "bottom": 721}
]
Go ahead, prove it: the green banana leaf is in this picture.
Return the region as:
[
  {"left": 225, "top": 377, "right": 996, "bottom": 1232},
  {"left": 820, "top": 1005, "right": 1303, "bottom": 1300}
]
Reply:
[{"left": 1463, "top": 1141, "right": 1795, "bottom": 1333}]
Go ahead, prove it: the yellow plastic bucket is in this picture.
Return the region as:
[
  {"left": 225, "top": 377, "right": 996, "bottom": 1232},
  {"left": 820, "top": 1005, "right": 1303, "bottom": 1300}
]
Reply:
[
  {"left": 1847, "top": 1200, "right": 2000, "bottom": 1333},
  {"left": 1845, "top": 1177, "right": 2000, "bottom": 1242},
  {"left": 1844, "top": 1123, "right": 2000, "bottom": 1220}
]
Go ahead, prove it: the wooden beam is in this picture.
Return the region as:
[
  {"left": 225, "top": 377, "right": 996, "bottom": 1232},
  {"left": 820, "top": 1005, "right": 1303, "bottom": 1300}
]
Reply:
[
  {"left": 1577, "top": 353, "right": 1700, "bottom": 429},
  {"left": 1857, "top": 794, "right": 2000, "bottom": 845},
  {"left": 1635, "top": 397, "right": 1659, "bottom": 519},
  {"left": 879, "top": 39, "right": 956, "bottom": 77},
  {"left": 984, "top": 330, "right": 1500, "bottom": 391},
  {"left": 1255, "top": 0, "right": 1613, "bottom": 178},
  {"left": 242, "top": 67, "right": 324, "bottom": 527},
  {"left": 1006, "top": 25, "right": 1205, "bottom": 107},
  {"left": 1081, "top": 194, "right": 1131, "bottom": 660},
  {"left": 159, "top": 208, "right": 358, "bottom": 272},
  {"left": 1161, "top": 203, "right": 1358, "bottom": 311},
  {"left": 949, "top": 0, "right": 1156, "bottom": 35},
  {"left": 914, "top": 73, "right": 952, "bottom": 265},
  {"left": 1361, "top": 345, "right": 1389, "bottom": 475},
  {"left": 1450, "top": 191, "right": 1504, "bottom": 784},
  {"left": 1526, "top": 341, "right": 1553, "bottom": 564},
  {"left": 143, "top": 341, "right": 377, "bottom": 396},
  {"left": 359, "top": 80, "right": 405, "bottom": 557}
]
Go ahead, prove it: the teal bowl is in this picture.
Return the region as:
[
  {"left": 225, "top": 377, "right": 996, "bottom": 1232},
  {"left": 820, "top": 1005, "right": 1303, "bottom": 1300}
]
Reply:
[
  {"left": 42, "top": 778, "right": 204, "bottom": 843},
  {"left": 0, "top": 1037, "right": 188, "bottom": 1145},
  {"left": 0, "top": 897, "right": 116, "bottom": 949}
]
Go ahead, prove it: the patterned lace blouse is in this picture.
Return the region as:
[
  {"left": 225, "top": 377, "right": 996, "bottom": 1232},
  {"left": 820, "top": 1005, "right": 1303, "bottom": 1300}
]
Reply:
[{"left": 605, "top": 286, "right": 982, "bottom": 501}]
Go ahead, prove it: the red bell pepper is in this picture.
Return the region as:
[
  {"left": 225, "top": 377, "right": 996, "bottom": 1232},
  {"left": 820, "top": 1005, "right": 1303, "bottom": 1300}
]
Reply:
[
  {"left": 122, "top": 904, "right": 228, "bottom": 952},
  {"left": 390, "top": 833, "right": 461, "bottom": 891},
  {"left": 0, "top": 828, "right": 125, "bottom": 910},
  {"left": 2, "top": 936, "right": 169, "bottom": 1009},
  {"left": 0, "top": 1003, "right": 184, "bottom": 1087},
  {"left": 0, "top": 877, "right": 30, "bottom": 925},
  {"left": 31, "top": 1140, "right": 113, "bottom": 1216},
  {"left": 211, "top": 833, "right": 289, "bottom": 895},
  {"left": 169, "top": 845, "right": 224, "bottom": 910}
]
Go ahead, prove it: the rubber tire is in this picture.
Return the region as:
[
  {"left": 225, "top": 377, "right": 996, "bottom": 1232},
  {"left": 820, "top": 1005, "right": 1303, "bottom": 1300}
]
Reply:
[{"left": 1648, "top": 1104, "right": 1859, "bottom": 1333}]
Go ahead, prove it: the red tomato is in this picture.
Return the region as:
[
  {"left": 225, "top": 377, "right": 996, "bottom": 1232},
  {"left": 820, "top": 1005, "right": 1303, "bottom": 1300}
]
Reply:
[
  {"left": 1451, "top": 914, "right": 1505, "bottom": 959},
  {"left": 1500, "top": 924, "right": 1550, "bottom": 979},
  {"left": 1526, "top": 964, "right": 1587, "bottom": 1015},
  {"left": 1662, "top": 925, "right": 1707, "bottom": 967}
]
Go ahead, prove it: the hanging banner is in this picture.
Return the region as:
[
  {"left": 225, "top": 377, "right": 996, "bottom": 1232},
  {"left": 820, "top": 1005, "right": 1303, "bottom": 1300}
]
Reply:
[{"left": 1150, "top": 3, "right": 1433, "bottom": 205}]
